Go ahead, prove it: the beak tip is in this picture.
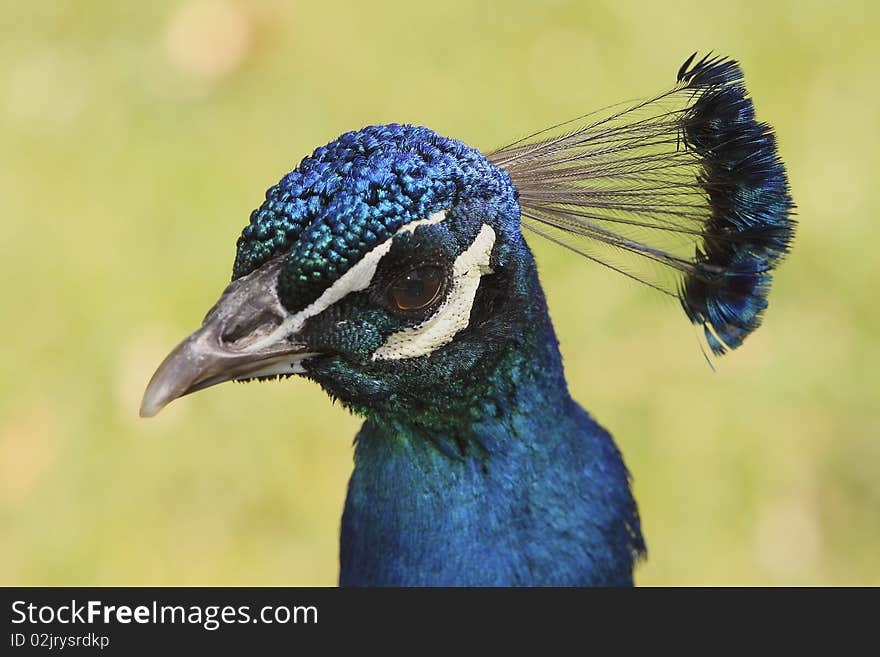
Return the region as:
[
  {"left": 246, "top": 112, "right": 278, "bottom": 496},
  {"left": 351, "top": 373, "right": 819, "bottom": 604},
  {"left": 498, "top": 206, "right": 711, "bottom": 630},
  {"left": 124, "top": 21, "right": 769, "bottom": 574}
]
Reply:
[
  {"left": 139, "top": 371, "right": 180, "bottom": 419},
  {"left": 138, "top": 339, "right": 198, "bottom": 419},
  {"left": 139, "top": 390, "right": 167, "bottom": 418},
  {"left": 138, "top": 404, "right": 158, "bottom": 419}
]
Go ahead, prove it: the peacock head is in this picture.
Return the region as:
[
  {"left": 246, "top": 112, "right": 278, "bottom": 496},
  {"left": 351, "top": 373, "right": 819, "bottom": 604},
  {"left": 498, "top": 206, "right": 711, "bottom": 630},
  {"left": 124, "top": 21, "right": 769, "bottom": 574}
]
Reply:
[
  {"left": 140, "top": 55, "right": 795, "bottom": 424},
  {"left": 140, "top": 125, "right": 538, "bottom": 421}
]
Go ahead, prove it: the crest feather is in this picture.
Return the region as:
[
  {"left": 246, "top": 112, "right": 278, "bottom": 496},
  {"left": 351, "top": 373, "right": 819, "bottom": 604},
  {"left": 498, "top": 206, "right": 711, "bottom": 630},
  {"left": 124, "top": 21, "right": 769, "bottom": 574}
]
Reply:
[{"left": 489, "top": 53, "right": 795, "bottom": 355}]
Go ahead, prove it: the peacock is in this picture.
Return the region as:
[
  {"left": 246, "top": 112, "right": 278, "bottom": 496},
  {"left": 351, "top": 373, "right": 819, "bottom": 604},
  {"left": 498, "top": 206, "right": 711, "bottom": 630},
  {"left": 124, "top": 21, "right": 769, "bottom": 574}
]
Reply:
[{"left": 140, "top": 54, "right": 795, "bottom": 586}]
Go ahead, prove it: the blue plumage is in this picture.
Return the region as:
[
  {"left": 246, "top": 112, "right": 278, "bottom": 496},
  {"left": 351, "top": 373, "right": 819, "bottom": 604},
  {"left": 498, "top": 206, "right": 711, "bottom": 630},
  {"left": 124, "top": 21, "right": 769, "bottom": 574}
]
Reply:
[{"left": 140, "top": 54, "right": 794, "bottom": 586}]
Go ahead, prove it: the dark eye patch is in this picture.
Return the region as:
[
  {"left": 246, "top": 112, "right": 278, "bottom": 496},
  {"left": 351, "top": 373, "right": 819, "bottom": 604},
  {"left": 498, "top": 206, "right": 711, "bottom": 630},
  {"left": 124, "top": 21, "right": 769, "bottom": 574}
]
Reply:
[
  {"left": 367, "top": 224, "right": 458, "bottom": 319},
  {"left": 371, "top": 256, "right": 452, "bottom": 321},
  {"left": 294, "top": 218, "right": 495, "bottom": 363},
  {"left": 386, "top": 266, "right": 445, "bottom": 312}
]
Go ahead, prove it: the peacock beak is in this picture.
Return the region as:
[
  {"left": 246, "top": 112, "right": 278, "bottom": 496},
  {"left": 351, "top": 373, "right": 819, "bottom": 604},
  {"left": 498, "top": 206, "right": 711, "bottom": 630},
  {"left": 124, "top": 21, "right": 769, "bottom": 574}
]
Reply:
[{"left": 140, "top": 256, "right": 316, "bottom": 418}]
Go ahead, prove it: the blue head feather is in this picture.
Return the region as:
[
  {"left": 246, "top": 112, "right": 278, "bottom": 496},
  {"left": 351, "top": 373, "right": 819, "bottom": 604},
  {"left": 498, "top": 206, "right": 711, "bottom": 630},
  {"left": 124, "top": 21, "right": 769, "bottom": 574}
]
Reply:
[{"left": 234, "top": 124, "right": 514, "bottom": 312}]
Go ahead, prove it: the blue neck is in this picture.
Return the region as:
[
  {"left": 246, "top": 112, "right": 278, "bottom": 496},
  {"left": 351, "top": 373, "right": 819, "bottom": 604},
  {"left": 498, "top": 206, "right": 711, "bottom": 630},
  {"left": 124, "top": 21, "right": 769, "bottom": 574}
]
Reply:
[{"left": 338, "top": 303, "right": 645, "bottom": 586}]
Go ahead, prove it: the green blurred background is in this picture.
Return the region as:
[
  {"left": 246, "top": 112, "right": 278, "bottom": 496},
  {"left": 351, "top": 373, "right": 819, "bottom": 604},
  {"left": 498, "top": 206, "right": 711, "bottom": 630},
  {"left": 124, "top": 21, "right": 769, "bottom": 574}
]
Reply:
[{"left": 2, "top": 0, "right": 877, "bottom": 586}]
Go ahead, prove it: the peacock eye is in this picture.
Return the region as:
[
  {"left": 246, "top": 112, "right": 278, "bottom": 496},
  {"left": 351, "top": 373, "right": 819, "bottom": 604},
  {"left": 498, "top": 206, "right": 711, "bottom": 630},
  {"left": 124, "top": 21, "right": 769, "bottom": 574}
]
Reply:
[{"left": 387, "top": 266, "right": 445, "bottom": 312}]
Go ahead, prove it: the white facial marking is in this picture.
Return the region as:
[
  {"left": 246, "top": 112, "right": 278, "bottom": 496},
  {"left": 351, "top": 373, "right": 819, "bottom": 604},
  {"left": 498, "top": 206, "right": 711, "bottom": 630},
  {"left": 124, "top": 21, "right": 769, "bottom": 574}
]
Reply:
[
  {"left": 246, "top": 210, "right": 448, "bottom": 352},
  {"left": 372, "top": 223, "right": 496, "bottom": 361},
  {"left": 232, "top": 352, "right": 320, "bottom": 381},
  {"left": 396, "top": 209, "right": 447, "bottom": 234}
]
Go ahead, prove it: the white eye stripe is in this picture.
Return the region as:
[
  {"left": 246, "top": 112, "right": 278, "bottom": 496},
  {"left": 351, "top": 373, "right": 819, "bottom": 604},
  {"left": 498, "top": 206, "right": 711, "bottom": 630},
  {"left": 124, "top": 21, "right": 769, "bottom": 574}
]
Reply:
[
  {"left": 371, "top": 223, "right": 496, "bottom": 361},
  {"left": 246, "top": 209, "right": 448, "bottom": 352},
  {"left": 395, "top": 209, "right": 447, "bottom": 234}
]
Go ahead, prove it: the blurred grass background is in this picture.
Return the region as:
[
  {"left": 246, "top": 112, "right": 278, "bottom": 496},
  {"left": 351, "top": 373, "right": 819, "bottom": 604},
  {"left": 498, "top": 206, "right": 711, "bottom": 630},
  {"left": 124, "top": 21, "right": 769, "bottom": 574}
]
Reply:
[{"left": 1, "top": 0, "right": 877, "bottom": 586}]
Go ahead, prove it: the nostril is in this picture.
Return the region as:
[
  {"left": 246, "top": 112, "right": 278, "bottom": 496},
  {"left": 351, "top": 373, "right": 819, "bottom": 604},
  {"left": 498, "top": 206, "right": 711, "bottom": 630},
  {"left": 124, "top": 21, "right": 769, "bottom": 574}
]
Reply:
[{"left": 221, "top": 310, "right": 283, "bottom": 345}]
